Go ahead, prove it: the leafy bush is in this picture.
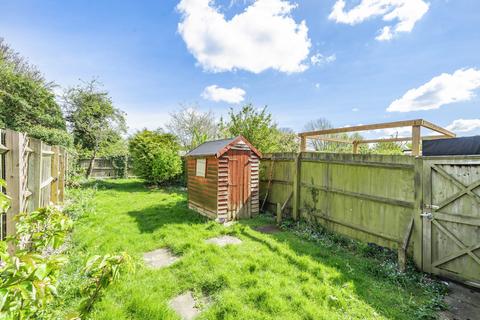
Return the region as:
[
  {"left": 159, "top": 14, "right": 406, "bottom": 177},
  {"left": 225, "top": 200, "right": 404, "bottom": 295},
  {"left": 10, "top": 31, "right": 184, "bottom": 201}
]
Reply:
[
  {"left": 0, "top": 182, "right": 73, "bottom": 319},
  {"left": 129, "top": 130, "right": 182, "bottom": 184}
]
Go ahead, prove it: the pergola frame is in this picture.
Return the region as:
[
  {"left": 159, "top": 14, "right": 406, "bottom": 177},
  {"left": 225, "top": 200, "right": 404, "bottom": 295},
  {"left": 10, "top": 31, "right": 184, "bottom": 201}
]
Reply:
[{"left": 298, "top": 119, "right": 456, "bottom": 156}]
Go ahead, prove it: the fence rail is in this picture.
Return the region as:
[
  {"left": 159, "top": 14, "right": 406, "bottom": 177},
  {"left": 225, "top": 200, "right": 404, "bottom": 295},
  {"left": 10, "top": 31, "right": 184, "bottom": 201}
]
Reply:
[{"left": 0, "top": 129, "right": 67, "bottom": 240}]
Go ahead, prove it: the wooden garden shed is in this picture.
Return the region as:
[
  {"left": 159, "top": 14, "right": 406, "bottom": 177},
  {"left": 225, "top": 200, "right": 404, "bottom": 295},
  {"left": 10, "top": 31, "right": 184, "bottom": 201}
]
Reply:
[{"left": 185, "top": 136, "right": 262, "bottom": 222}]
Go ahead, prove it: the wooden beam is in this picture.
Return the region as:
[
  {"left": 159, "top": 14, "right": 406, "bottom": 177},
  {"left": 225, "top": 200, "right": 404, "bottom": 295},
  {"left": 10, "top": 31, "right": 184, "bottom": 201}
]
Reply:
[
  {"left": 299, "top": 119, "right": 421, "bottom": 137},
  {"left": 398, "top": 217, "right": 415, "bottom": 272},
  {"left": 421, "top": 120, "right": 456, "bottom": 137},
  {"left": 300, "top": 136, "right": 307, "bottom": 152},
  {"left": 308, "top": 136, "right": 353, "bottom": 144},
  {"left": 355, "top": 135, "right": 451, "bottom": 145},
  {"left": 352, "top": 141, "right": 359, "bottom": 154},
  {"left": 412, "top": 125, "right": 421, "bottom": 156}
]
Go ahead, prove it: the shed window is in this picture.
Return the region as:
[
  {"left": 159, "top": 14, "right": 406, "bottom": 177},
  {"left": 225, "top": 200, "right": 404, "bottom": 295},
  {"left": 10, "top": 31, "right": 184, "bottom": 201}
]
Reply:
[{"left": 196, "top": 158, "right": 206, "bottom": 177}]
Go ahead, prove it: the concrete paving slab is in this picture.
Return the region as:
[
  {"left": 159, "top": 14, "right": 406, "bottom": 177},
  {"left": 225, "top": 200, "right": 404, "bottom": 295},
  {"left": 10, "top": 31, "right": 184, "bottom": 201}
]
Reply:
[
  {"left": 143, "top": 248, "right": 179, "bottom": 269},
  {"left": 205, "top": 235, "right": 242, "bottom": 247},
  {"left": 169, "top": 291, "right": 203, "bottom": 320}
]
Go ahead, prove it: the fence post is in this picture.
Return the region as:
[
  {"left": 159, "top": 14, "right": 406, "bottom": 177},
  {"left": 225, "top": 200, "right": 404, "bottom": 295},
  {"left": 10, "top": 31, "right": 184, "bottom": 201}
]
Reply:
[
  {"left": 4, "top": 130, "right": 26, "bottom": 251},
  {"left": 50, "top": 146, "right": 59, "bottom": 204},
  {"left": 30, "top": 138, "right": 43, "bottom": 209},
  {"left": 292, "top": 152, "right": 301, "bottom": 221}
]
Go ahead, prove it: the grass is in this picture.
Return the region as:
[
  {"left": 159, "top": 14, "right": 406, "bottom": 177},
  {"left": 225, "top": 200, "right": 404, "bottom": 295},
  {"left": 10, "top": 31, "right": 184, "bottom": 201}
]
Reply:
[{"left": 55, "top": 179, "right": 444, "bottom": 319}]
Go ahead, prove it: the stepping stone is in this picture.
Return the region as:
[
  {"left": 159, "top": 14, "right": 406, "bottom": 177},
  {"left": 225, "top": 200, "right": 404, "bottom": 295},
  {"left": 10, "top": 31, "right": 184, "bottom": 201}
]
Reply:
[
  {"left": 143, "top": 248, "right": 179, "bottom": 269},
  {"left": 254, "top": 224, "right": 281, "bottom": 234},
  {"left": 205, "top": 235, "right": 242, "bottom": 247},
  {"left": 169, "top": 291, "right": 205, "bottom": 320}
]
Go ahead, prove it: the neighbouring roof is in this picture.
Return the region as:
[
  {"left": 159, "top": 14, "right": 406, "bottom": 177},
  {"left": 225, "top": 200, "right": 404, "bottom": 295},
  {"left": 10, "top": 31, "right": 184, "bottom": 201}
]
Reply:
[{"left": 185, "top": 136, "right": 262, "bottom": 158}]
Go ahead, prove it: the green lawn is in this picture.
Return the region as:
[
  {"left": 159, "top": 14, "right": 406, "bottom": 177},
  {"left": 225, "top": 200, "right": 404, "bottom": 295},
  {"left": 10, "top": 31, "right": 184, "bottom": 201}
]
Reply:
[{"left": 60, "top": 179, "right": 441, "bottom": 319}]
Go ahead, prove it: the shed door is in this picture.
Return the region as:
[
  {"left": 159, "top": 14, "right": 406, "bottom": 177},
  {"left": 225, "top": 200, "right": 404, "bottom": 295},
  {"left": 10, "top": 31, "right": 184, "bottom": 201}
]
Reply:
[
  {"left": 422, "top": 158, "right": 480, "bottom": 288},
  {"left": 228, "top": 150, "right": 251, "bottom": 220}
]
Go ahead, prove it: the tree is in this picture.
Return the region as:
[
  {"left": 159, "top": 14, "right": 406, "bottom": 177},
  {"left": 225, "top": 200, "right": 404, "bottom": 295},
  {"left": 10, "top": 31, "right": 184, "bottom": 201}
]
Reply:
[
  {"left": 277, "top": 128, "right": 299, "bottom": 152},
  {"left": 166, "top": 105, "right": 217, "bottom": 151},
  {"left": 63, "top": 80, "right": 126, "bottom": 178},
  {"left": 219, "top": 104, "right": 287, "bottom": 153},
  {"left": 0, "top": 38, "right": 70, "bottom": 146},
  {"left": 128, "top": 130, "right": 182, "bottom": 184}
]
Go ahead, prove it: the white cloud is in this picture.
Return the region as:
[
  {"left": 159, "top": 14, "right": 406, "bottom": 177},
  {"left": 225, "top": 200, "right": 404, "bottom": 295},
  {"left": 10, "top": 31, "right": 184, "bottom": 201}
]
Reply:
[
  {"left": 329, "top": 0, "right": 429, "bottom": 41},
  {"left": 310, "top": 53, "right": 336, "bottom": 67},
  {"left": 352, "top": 107, "right": 359, "bottom": 112},
  {"left": 201, "top": 85, "right": 246, "bottom": 103},
  {"left": 387, "top": 68, "right": 480, "bottom": 112},
  {"left": 177, "top": 0, "right": 311, "bottom": 73},
  {"left": 446, "top": 119, "right": 480, "bottom": 133}
]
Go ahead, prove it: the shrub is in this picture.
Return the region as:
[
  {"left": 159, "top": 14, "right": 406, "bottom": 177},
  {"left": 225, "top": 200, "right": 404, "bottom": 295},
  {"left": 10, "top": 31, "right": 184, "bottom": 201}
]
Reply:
[
  {"left": 0, "top": 182, "right": 73, "bottom": 319},
  {"left": 128, "top": 130, "right": 182, "bottom": 184}
]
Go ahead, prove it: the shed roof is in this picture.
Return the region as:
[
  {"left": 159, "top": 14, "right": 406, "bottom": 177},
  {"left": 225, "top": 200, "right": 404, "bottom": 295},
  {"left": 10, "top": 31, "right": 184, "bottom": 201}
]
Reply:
[{"left": 186, "top": 136, "right": 262, "bottom": 158}]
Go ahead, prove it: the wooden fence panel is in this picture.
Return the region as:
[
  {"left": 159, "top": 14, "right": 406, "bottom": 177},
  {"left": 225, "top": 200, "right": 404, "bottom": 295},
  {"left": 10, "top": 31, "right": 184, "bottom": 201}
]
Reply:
[
  {"left": 0, "top": 129, "right": 66, "bottom": 241},
  {"left": 260, "top": 152, "right": 422, "bottom": 268}
]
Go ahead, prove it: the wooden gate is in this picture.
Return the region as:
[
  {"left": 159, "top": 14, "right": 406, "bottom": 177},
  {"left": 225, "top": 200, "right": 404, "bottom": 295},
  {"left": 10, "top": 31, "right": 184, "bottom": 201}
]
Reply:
[
  {"left": 422, "top": 157, "right": 480, "bottom": 288},
  {"left": 228, "top": 150, "right": 251, "bottom": 220}
]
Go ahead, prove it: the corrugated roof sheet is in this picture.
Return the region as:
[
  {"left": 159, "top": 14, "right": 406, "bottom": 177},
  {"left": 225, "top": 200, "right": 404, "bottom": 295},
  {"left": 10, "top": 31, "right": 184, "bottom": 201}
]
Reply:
[{"left": 186, "top": 137, "right": 237, "bottom": 157}]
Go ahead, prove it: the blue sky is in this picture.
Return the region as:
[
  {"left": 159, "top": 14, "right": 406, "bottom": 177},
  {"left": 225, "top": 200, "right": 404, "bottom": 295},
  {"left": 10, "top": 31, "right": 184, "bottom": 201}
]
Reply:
[{"left": 1, "top": 0, "right": 479, "bottom": 138}]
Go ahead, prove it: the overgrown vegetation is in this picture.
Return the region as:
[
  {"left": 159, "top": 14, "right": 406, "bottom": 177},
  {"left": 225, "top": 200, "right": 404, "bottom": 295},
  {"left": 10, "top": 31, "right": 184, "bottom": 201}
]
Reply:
[
  {"left": 0, "top": 179, "right": 73, "bottom": 319},
  {"left": 59, "top": 179, "right": 446, "bottom": 319},
  {"left": 128, "top": 130, "right": 182, "bottom": 184},
  {"left": 0, "top": 38, "right": 71, "bottom": 147}
]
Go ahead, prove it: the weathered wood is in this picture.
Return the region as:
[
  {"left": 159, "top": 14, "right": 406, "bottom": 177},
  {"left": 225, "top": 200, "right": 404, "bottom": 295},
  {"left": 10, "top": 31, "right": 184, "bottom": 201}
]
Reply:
[
  {"left": 292, "top": 153, "right": 301, "bottom": 221},
  {"left": 261, "top": 160, "right": 275, "bottom": 211},
  {"left": 30, "top": 138, "right": 43, "bottom": 209},
  {"left": 300, "top": 136, "right": 306, "bottom": 152},
  {"left": 276, "top": 203, "right": 282, "bottom": 225},
  {"left": 5, "top": 130, "right": 22, "bottom": 245},
  {"left": 422, "top": 158, "right": 480, "bottom": 287},
  {"left": 398, "top": 217, "right": 414, "bottom": 272},
  {"left": 412, "top": 125, "right": 421, "bottom": 157},
  {"left": 50, "top": 146, "right": 59, "bottom": 204}
]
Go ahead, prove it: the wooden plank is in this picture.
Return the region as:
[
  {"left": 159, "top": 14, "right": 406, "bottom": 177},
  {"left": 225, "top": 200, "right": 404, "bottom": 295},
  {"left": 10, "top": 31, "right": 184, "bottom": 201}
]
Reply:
[
  {"left": 356, "top": 135, "right": 450, "bottom": 144},
  {"left": 30, "top": 138, "right": 43, "bottom": 209},
  {"left": 50, "top": 146, "right": 59, "bottom": 204},
  {"left": 305, "top": 209, "right": 400, "bottom": 243},
  {"left": 292, "top": 153, "right": 301, "bottom": 220},
  {"left": 308, "top": 136, "right": 353, "bottom": 144},
  {"left": 398, "top": 217, "right": 414, "bottom": 272},
  {"left": 5, "top": 130, "right": 23, "bottom": 252},
  {"left": 299, "top": 119, "right": 421, "bottom": 137},
  {"left": 301, "top": 182, "right": 415, "bottom": 208},
  {"left": 300, "top": 136, "right": 306, "bottom": 152},
  {"left": 58, "top": 148, "right": 66, "bottom": 203},
  {"left": 421, "top": 119, "right": 456, "bottom": 137},
  {"left": 411, "top": 125, "right": 421, "bottom": 156},
  {"left": 301, "top": 159, "right": 414, "bottom": 170},
  {"left": 276, "top": 203, "right": 282, "bottom": 224}
]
